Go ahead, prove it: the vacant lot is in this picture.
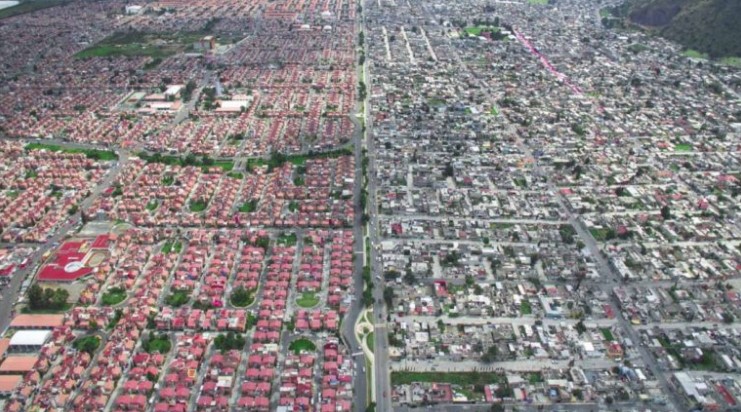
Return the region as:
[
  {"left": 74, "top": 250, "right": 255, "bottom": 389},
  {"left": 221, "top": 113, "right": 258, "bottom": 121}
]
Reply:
[
  {"left": 76, "top": 31, "right": 204, "bottom": 59},
  {"left": 26, "top": 143, "right": 118, "bottom": 160},
  {"left": 391, "top": 371, "right": 505, "bottom": 386}
]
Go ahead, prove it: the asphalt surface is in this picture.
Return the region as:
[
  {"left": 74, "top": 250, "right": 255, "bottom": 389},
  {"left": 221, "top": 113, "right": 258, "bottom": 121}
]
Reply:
[
  {"left": 338, "top": 4, "right": 372, "bottom": 409},
  {"left": 364, "top": 57, "right": 394, "bottom": 412}
]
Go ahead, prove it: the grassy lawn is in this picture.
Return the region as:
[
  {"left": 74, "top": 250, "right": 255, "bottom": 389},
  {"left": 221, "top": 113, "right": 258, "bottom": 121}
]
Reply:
[
  {"left": 73, "top": 335, "right": 101, "bottom": 354},
  {"left": 590, "top": 227, "right": 615, "bottom": 241},
  {"left": 0, "top": 0, "right": 67, "bottom": 19},
  {"left": 513, "top": 177, "right": 527, "bottom": 188},
  {"left": 230, "top": 286, "right": 255, "bottom": 307},
  {"left": 627, "top": 43, "right": 649, "bottom": 54},
  {"left": 528, "top": 0, "right": 549, "bottom": 4},
  {"left": 674, "top": 143, "right": 692, "bottom": 152},
  {"left": 289, "top": 338, "right": 317, "bottom": 354},
  {"left": 464, "top": 26, "right": 499, "bottom": 36},
  {"left": 239, "top": 199, "right": 258, "bottom": 213},
  {"left": 720, "top": 57, "right": 741, "bottom": 67},
  {"left": 76, "top": 31, "right": 206, "bottom": 59},
  {"left": 682, "top": 49, "right": 708, "bottom": 59},
  {"left": 520, "top": 300, "right": 532, "bottom": 315},
  {"left": 601, "top": 328, "right": 615, "bottom": 341},
  {"left": 276, "top": 232, "right": 298, "bottom": 246},
  {"left": 25, "top": 143, "right": 118, "bottom": 160},
  {"left": 296, "top": 292, "right": 319, "bottom": 308},
  {"left": 212, "top": 160, "right": 234, "bottom": 171},
  {"left": 366, "top": 332, "right": 375, "bottom": 352},
  {"left": 189, "top": 199, "right": 208, "bottom": 212},
  {"left": 101, "top": 287, "right": 127, "bottom": 306},
  {"left": 144, "top": 333, "right": 172, "bottom": 354},
  {"left": 165, "top": 290, "right": 189, "bottom": 307},
  {"left": 489, "top": 107, "right": 499, "bottom": 116},
  {"left": 526, "top": 372, "right": 544, "bottom": 384},
  {"left": 391, "top": 371, "right": 505, "bottom": 386},
  {"left": 227, "top": 172, "right": 243, "bottom": 179}
]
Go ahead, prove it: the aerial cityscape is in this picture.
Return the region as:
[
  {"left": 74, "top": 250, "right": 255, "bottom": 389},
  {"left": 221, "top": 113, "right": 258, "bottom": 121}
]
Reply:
[{"left": 0, "top": 0, "right": 739, "bottom": 410}]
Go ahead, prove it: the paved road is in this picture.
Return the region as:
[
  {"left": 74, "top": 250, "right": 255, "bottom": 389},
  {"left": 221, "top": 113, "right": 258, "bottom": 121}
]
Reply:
[
  {"left": 359, "top": 3, "right": 393, "bottom": 409},
  {"left": 337, "top": 3, "right": 372, "bottom": 410},
  {"left": 341, "top": 99, "right": 368, "bottom": 412}
]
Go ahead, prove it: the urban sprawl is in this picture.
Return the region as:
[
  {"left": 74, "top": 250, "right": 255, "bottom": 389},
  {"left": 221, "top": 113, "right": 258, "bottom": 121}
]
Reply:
[{"left": 0, "top": 0, "right": 739, "bottom": 411}]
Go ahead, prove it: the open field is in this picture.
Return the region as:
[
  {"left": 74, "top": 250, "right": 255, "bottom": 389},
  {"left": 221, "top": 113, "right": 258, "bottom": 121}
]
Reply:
[
  {"left": 26, "top": 143, "right": 118, "bottom": 160},
  {"left": 76, "top": 31, "right": 204, "bottom": 59},
  {"left": 0, "top": 0, "right": 65, "bottom": 19}
]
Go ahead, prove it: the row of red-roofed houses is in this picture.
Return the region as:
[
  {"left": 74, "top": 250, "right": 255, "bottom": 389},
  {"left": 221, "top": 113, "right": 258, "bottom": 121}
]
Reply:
[
  {"left": 194, "top": 349, "right": 242, "bottom": 411},
  {"left": 319, "top": 339, "right": 354, "bottom": 412},
  {"left": 71, "top": 317, "right": 145, "bottom": 411},
  {"left": 155, "top": 308, "right": 248, "bottom": 332},
  {"left": 112, "top": 349, "right": 166, "bottom": 412},
  {"left": 153, "top": 333, "right": 210, "bottom": 412},
  {"left": 278, "top": 351, "right": 316, "bottom": 411}
]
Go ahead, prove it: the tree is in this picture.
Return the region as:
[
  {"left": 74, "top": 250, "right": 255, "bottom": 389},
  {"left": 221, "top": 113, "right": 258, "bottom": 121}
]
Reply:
[
  {"left": 28, "top": 284, "right": 43, "bottom": 310},
  {"left": 661, "top": 205, "right": 672, "bottom": 220},
  {"left": 481, "top": 345, "right": 499, "bottom": 363},
  {"left": 230, "top": 286, "right": 253, "bottom": 307},
  {"left": 214, "top": 332, "right": 246, "bottom": 352},
  {"left": 437, "top": 319, "right": 445, "bottom": 333},
  {"left": 443, "top": 163, "right": 454, "bottom": 178},
  {"left": 383, "top": 286, "right": 394, "bottom": 308},
  {"left": 575, "top": 320, "right": 587, "bottom": 335},
  {"left": 28, "top": 285, "right": 68, "bottom": 311}
]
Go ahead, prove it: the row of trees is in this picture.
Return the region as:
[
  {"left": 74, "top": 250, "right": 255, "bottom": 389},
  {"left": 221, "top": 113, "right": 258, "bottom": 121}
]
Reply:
[{"left": 27, "top": 285, "right": 69, "bottom": 311}]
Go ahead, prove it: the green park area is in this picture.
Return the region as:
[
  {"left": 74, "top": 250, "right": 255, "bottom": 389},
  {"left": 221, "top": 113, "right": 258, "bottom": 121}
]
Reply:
[
  {"left": 189, "top": 199, "right": 208, "bottom": 212},
  {"left": 26, "top": 143, "right": 118, "bottom": 161},
  {"left": 391, "top": 371, "right": 505, "bottom": 386},
  {"left": 674, "top": 143, "right": 692, "bottom": 152},
  {"left": 76, "top": 31, "right": 204, "bottom": 59},
  {"left": 289, "top": 338, "right": 316, "bottom": 354},
  {"left": 682, "top": 49, "right": 708, "bottom": 60},
  {"left": 101, "top": 287, "right": 127, "bottom": 306},
  {"left": 464, "top": 26, "right": 499, "bottom": 36},
  {"left": 144, "top": 333, "right": 172, "bottom": 354},
  {"left": 296, "top": 292, "right": 319, "bottom": 308}
]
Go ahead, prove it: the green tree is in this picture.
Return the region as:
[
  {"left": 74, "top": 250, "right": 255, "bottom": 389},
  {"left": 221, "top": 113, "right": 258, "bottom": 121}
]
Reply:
[
  {"left": 383, "top": 286, "right": 395, "bottom": 308},
  {"left": 481, "top": 345, "right": 499, "bottom": 363},
  {"left": 661, "top": 205, "right": 672, "bottom": 220}
]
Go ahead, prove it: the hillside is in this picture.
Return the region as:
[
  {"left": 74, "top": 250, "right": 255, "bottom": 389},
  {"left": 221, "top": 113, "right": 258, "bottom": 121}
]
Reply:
[{"left": 621, "top": 0, "right": 741, "bottom": 58}]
